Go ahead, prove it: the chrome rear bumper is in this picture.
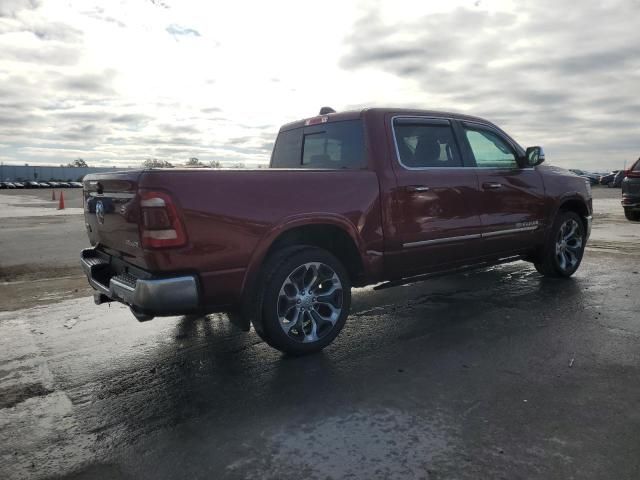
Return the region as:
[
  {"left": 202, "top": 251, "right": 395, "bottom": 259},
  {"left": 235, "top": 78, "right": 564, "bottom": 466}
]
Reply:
[{"left": 81, "top": 248, "right": 199, "bottom": 316}]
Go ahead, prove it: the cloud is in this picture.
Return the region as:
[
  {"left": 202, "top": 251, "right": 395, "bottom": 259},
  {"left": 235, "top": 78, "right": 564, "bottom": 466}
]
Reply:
[
  {"left": 0, "top": 0, "right": 40, "bottom": 18},
  {"left": 339, "top": 0, "right": 640, "bottom": 168},
  {"left": 0, "top": 31, "right": 81, "bottom": 65},
  {"left": 0, "top": 0, "right": 637, "bottom": 170},
  {"left": 110, "top": 113, "right": 151, "bottom": 124}
]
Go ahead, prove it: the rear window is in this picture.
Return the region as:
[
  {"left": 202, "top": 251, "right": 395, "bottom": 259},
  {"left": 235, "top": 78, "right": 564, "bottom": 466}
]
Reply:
[
  {"left": 270, "top": 120, "right": 365, "bottom": 169},
  {"left": 632, "top": 159, "right": 640, "bottom": 172}
]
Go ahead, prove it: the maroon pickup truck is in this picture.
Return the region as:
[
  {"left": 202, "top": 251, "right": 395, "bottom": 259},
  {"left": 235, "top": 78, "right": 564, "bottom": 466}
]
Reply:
[{"left": 81, "top": 107, "right": 592, "bottom": 354}]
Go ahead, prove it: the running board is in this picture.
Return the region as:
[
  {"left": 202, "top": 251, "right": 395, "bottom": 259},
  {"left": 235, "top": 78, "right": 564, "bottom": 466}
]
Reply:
[{"left": 373, "top": 255, "right": 527, "bottom": 291}]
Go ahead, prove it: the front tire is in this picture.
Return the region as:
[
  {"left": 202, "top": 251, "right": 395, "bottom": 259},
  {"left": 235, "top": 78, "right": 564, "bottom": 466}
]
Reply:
[
  {"left": 258, "top": 246, "right": 351, "bottom": 355},
  {"left": 624, "top": 208, "right": 640, "bottom": 221},
  {"left": 534, "top": 211, "right": 586, "bottom": 278}
]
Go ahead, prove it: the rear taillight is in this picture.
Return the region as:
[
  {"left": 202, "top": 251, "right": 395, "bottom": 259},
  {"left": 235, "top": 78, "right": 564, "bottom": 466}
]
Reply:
[{"left": 139, "top": 191, "right": 187, "bottom": 248}]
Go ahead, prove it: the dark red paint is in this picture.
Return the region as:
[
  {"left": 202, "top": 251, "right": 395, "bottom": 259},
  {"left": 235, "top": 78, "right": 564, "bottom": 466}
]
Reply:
[{"left": 83, "top": 108, "right": 592, "bottom": 312}]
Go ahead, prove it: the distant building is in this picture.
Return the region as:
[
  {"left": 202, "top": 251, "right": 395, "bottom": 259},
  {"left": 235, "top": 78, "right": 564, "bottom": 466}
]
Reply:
[{"left": 0, "top": 164, "right": 131, "bottom": 182}]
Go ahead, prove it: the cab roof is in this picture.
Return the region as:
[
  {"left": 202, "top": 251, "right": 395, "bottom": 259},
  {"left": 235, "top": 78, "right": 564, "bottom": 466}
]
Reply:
[{"left": 279, "top": 107, "right": 495, "bottom": 132}]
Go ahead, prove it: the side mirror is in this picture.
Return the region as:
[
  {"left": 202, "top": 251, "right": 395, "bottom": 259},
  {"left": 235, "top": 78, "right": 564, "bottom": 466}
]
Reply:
[{"left": 525, "top": 146, "right": 545, "bottom": 167}]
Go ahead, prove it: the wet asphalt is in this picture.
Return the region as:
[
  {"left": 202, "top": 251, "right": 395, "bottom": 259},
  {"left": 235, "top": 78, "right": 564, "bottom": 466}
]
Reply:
[
  {"left": 1, "top": 189, "right": 639, "bottom": 479},
  {"left": 1, "top": 254, "right": 639, "bottom": 479}
]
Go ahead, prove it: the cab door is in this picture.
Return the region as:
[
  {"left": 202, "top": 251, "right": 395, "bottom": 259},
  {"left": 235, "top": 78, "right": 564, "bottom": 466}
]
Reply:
[
  {"left": 459, "top": 121, "right": 546, "bottom": 256},
  {"left": 386, "top": 116, "right": 484, "bottom": 277}
]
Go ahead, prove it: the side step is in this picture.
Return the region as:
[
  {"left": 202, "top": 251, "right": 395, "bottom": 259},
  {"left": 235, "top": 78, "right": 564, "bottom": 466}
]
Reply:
[{"left": 373, "top": 255, "right": 526, "bottom": 291}]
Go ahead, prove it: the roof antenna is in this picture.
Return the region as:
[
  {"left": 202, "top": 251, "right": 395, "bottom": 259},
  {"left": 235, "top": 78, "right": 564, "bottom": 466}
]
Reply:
[{"left": 319, "top": 106, "right": 336, "bottom": 115}]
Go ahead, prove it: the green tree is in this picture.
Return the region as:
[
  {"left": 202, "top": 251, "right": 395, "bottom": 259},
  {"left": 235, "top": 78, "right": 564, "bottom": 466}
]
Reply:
[
  {"left": 208, "top": 160, "right": 222, "bottom": 168},
  {"left": 186, "top": 157, "right": 203, "bottom": 167}
]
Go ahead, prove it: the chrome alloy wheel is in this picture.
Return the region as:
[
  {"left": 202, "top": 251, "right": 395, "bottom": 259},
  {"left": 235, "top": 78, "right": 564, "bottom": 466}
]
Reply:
[
  {"left": 277, "top": 262, "right": 343, "bottom": 343},
  {"left": 555, "top": 218, "right": 583, "bottom": 272}
]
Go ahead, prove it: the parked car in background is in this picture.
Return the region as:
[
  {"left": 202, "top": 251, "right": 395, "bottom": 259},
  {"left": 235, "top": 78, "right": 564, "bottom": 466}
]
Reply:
[
  {"left": 24, "top": 181, "right": 40, "bottom": 188},
  {"left": 38, "top": 182, "right": 51, "bottom": 188},
  {"left": 599, "top": 170, "right": 620, "bottom": 185},
  {"left": 12, "top": 182, "right": 25, "bottom": 188},
  {"left": 569, "top": 169, "right": 599, "bottom": 185},
  {"left": 58, "top": 182, "right": 71, "bottom": 188},
  {"left": 0, "top": 182, "right": 13, "bottom": 188},
  {"left": 81, "top": 107, "right": 593, "bottom": 355},
  {"left": 609, "top": 170, "right": 626, "bottom": 188},
  {"left": 70, "top": 182, "right": 83, "bottom": 188},
  {"left": 622, "top": 158, "right": 640, "bottom": 221}
]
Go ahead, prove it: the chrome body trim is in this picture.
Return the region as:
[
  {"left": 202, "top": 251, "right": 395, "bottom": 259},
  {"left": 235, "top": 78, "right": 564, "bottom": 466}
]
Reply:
[
  {"left": 402, "top": 225, "right": 540, "bottom": 248},
  {"left": 403, "top": 234, "right": 482, "bottom": 248},
  {"left": 87, "top": 192, "right": 136, "bottom": 199},
  {"left": 481, "top": 225, "right": 539, "bottom": 238}
]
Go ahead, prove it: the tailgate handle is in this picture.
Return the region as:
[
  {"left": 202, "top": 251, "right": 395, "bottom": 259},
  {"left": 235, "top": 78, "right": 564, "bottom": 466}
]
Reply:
[
  {"left": 405, "top": 185, "right": 430, "bottom": 193},
  {"left": 483, "top": 182, "right": 503, "bottom": 189}
]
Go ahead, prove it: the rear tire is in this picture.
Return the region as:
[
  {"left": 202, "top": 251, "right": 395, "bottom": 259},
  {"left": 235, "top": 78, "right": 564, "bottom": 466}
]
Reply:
[
  {"left": 624, "top": 208, "right": 640, "bottom": 221},
  {"left": 534, "top": 211, "right": 586, "bottom": 278},
  {"left": 256, "top": 246, "right": 351, "bottom": 355}
]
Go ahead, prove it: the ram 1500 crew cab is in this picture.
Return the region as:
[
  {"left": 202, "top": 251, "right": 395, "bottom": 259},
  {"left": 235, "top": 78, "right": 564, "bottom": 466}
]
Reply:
[{"left": 81, "top": 108, "right": 592, "bottom": 354}]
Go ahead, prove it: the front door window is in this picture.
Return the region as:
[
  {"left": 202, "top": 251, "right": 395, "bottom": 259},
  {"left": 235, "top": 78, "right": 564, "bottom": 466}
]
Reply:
[{"left": 464, "top": 128, "right": 517, "bottom": 169}]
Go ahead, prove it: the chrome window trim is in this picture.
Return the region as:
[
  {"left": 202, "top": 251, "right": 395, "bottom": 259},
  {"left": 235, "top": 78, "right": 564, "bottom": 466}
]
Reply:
[
  {"left": 390, "top": 115, "right": 534, "bottom": 171},
  {"left": 460, "top": 120, "right": 524, "bottom": 170}
]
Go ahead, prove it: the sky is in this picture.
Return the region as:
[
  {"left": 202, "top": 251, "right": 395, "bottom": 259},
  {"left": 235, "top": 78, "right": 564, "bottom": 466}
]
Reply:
[{"left": 0, "top": 0, "right": 638, "bottom": 170}]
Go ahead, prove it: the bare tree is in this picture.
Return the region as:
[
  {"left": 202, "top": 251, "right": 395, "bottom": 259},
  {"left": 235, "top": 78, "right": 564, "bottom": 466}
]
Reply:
[
  {"left": 208, "top": 160, "right": 222, "bottom": 168},
  {"left": 68, "top": 158, "right": 88, "bottom": 168},
  {"left": 186, "top": 157, "right": 204, "bottom": 167},
  {"left": 143, "top": 158, "right": 174, "bottom": 168}
]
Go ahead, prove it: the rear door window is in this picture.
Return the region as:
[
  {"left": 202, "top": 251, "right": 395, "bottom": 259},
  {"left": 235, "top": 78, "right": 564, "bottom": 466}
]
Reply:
[
  {"left": 393, "top": 119, "right": 462, "bottom": 168},
  {"left": 271, "top": 120, "right": 365, "bottom": 169}
]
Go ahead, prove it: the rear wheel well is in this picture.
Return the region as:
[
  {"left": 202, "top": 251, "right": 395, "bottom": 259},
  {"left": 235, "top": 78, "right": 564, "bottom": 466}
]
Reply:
[{"left": 265, "top": 224, "right": 364, "bottom": 285}]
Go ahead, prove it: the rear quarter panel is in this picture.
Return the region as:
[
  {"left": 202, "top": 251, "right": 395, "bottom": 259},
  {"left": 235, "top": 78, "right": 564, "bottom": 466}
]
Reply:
[{"left": 138, "top": 169, "right": 383, "bottom": 306}]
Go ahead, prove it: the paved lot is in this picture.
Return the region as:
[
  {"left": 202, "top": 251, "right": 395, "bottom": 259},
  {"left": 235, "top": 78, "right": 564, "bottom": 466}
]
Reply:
[{"left": 0, "top": 187, "right": 638, "bottom": 479}]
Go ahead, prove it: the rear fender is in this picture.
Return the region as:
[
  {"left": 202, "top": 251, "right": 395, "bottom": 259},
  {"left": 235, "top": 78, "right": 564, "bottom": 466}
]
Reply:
[{"left": 241, "top": 213, "right": 366, "bottom": 295}]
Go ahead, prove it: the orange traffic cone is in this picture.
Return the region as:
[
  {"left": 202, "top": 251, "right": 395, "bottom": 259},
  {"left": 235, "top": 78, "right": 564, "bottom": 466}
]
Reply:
[
  {"left": 57, "top": 191, "right": 65, "bottom": 210},
  {"left": 51, "top": 190, "right": 56, "bottom": 201}
]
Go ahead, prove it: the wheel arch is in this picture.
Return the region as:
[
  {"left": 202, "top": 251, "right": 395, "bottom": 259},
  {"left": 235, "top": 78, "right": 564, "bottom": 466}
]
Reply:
[
  {"left": 556, "top": 195, "right": 591, "bottom": 233},
  {"left": 242, "top": 216, "right": 367, "bottom": 297}
]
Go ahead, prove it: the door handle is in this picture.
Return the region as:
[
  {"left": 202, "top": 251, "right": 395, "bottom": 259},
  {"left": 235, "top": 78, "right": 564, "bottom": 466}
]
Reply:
[
  {"left": 405, "top": 185, "right": 430, "bottom": 192},
  {"left": 482, "top": 182, "right": 503, "bottom": 189}
]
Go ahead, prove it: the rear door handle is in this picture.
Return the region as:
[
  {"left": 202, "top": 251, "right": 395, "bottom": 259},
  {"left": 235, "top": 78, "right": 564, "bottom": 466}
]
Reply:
[
  {"left": 482, "top": 182, "right": 503, "bottom": 189},
  {"left": 405, "top": 185, "right": 431, "bottom": 192}
]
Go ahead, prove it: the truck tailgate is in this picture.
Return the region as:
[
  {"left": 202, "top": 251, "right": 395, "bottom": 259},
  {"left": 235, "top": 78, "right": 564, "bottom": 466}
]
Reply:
[{"left": 83, "top": 171, "right": 147, "bottom": 268}]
